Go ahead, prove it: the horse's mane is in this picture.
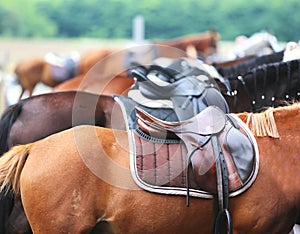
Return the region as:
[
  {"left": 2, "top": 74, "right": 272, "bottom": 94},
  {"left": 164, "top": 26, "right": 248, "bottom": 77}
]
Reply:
[
  {"left": 218, "top": 51, "right": 284, "bottom": 78},
  {"left": 246, "top": 108, "right": 279, "bottom": 138},
  {"left": 225, "top": 58, "right": 300, "bottom": 112},
  {"left": 245, "top": 102, "right": 299, "bottom": 138}
]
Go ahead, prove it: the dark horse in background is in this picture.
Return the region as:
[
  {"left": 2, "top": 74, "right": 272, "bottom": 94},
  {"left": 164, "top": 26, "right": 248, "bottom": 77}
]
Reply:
[{"left": 1, "top": 56, "right": 300, "bottom": 234}]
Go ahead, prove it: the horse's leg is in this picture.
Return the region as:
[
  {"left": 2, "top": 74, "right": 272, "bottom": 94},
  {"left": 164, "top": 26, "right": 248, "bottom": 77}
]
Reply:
[
  {"left": 90, "top": 221, "right": 115, "bottom": 234},
  {"left": 0, "top": 192, "right": 14, "bottom": 234},
  {"left": 27, "top": 88, "right": 34, "bottom": 98},
  {"left": 6, "top": 197, "right": 32, "bottom": 234},
  {"left": 18, "top": 88, "right": 25, "bottom": 101}
]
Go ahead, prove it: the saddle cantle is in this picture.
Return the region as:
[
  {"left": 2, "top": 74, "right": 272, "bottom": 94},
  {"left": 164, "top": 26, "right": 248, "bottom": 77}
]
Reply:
[{"left": 131, "top": 106, "right": 259, "bottom": 198}]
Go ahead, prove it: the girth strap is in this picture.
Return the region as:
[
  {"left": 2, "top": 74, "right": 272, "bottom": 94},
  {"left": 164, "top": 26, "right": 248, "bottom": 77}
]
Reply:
[{"left": 211, "top": 135, "right": 232, "bottom": 234}]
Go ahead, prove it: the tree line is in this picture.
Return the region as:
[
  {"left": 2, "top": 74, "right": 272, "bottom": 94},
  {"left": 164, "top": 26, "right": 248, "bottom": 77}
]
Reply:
[{"left": 0, "top": 0, "right": 299, "bottom": 42}]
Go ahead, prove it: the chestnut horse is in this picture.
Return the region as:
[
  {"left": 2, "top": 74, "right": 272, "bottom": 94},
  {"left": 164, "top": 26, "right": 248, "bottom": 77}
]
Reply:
[
  {"left": 15, "top": 54, "right": 79, "bottom": 100},
  {"left": 75, "top": 30, "right": 219, "bottom": 77},
  {"left": 155, "top": 30, "right": 219, "bottom": 59},
  {"left": 62, "top": 30, "right": 219, "bottom": 94},
  {"left": 1, "top": 57, "right": 299, "bottom": 234},
  {"left": 52, "top": 44, "right": 187, "bottom": 94},
  {"left": 52, "top": 73, "right": 134, "bottom": 96},
  {"left": 0, "top": 103, "right": 299, "bottom": 233}
]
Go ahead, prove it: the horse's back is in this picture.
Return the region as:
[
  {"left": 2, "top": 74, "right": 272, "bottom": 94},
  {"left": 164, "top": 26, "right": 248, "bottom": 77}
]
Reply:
[
  {"left": 7, "top": 91, "right": 115, "bottom": 146},
  {"left": 52, "top": 74, "right": 84, "bottom": 92}
]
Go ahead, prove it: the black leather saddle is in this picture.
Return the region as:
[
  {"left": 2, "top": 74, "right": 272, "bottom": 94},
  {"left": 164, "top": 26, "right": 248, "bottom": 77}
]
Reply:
[
  {"left": 114, "top": 57, "right": 258, "bottom": 234},
  {"left": 127, "top": 57, "right": 230, "bottom": 120}
]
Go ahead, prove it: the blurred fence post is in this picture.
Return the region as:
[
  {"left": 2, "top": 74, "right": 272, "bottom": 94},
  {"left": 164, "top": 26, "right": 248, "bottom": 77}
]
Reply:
[
  {"left": 0, "top": 51, "right": 9, "bottom": 115},
  {"left": 132, "top": 15, "right": 145, "bottom": 43},
  {"left": 0, "top": 72, "right": 6, "bottom": 116}
]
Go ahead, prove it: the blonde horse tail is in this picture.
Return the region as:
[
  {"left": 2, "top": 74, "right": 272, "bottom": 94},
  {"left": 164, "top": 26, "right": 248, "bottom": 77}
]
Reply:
[{"left": 0, "top": 144, "right": 32, "bottom": 196}]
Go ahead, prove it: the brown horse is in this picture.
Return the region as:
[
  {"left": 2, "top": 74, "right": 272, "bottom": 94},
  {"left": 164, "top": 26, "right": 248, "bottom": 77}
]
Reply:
[
  {"left": 155, "top": 30, "right": 219, "bottom": 59},
  {"left": 53, "top": 73, "right": 134, "bottom": 95},
  {"left": 0, "top": 91, "right": 123, "bottom": 156},
  {"left": 15, "top": 54, "right": 79, "bottom": 100},
  {"left": 2, "top": 57, "right": 299, "bottom": 234},
  {"left": 52, "top": 44, "right": 187, "bottom": 94},
  {"left": 77, "top": 48, "right": 113, "bottom": 74},
  {"left": 14, "top": 58, "right": 48, "bottom": 100},
  {"left": 75, "top": 30, "right": 219, "bottom": 78},
  {"left": 0, "top": 103, "right": 299, "bottom": 233}
]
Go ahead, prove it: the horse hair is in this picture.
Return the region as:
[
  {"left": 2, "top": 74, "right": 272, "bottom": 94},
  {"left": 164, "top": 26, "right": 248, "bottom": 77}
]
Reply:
[
  {"left": 218, "top": 51, "right": 284, "bottom": 78},
  {"left": 0, "top": 102, "right": 23, "bottom": 156},
  {"left": 245, "top": 102, "right": 299, "bottom": 138},
  {"left": 228, "top": 58, "right": 300, "bottom": 112},
  {"left": 246, "top": 108, "right": 279, "bottom": 138}
]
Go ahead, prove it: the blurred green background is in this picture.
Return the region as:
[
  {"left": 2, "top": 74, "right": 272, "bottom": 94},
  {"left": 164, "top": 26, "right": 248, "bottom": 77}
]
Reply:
[{"left": 1, "top": 0, "right": 299, "bottom": 41}]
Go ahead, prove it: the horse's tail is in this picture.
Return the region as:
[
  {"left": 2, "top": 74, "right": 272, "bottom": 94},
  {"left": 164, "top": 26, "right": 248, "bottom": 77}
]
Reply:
[
  {"left": 0, "top": 144, "right": 31, "bottom": 196},
  {"left": 0, "top": 102, "right": 23, "bottom": 155}
]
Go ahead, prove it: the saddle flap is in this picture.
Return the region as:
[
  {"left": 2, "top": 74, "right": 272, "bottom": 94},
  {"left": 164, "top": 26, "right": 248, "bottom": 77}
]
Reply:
[{"left": 136, "top": 106, "right": 227, "bottom": 137}]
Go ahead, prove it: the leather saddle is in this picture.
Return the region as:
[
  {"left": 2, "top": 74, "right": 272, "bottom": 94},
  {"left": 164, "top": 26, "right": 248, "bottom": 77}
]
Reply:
[
  {"left": 135, "top": 105, "right": 257, "bottom": 195},
  {"left": 44, "top": 52, "right": 79, "bottom": 82},
  {"left": 126, "top": 105, "right": 258, "bottom": 234},
  {"left": 128, "top": 57, "right": 230, "bottom": 120}
]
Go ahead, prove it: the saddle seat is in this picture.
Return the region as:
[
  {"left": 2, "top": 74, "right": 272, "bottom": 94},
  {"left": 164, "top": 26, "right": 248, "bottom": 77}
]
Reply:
[
  {"left": 134, "top": 105, "right": 258, "bottom": 195},
  {"left": 136, "top": 105, "right": 226, "bottom": 139}
]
